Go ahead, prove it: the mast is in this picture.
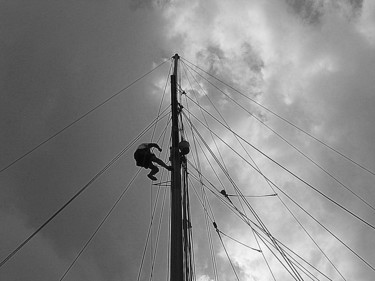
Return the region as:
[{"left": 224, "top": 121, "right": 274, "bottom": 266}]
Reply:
[{"left": 170, "top": 54, "right": 183, "bottom": 281}]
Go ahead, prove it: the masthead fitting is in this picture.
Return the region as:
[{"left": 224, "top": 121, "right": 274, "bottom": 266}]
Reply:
[{"left": 179, "top": 140, "right": 190, "bottom": 155}]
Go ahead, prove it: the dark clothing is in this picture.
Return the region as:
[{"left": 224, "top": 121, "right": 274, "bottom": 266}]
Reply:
[
  {"left": 134, "top": 149, "right": 155, "bottom": 168},
  {"left": 134, "top": 142, "right": 171, "bottom": 181}
]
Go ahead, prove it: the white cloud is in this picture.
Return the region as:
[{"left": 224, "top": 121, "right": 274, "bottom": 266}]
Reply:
[{"left": 161, "top": 0, "right": 375, "bottom": 280}]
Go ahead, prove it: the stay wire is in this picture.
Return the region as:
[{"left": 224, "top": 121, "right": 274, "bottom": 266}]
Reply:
[
  {"left": 187, "top": 137, "right": 300, "bottom": 281},
  {"left": 190, "top": 154, "right": 375, "bottom": 275},
  {"left": 0, "top": 58, "right": 170, "bottom": 175},
  {"left": 182, "top": 64, "right": 346, "bottom": 280},
  {"left": 188, "top": 169, "right": 331, "bottom": 281},
  {"left": 252, "top": 228, "right": 278, "bottom": 281},
  {"left": 215, "top": 229, "right": 241, "bottom": 281},
  {"left": 183, "top": 166, "right": 196, "bottom": 281},
  {"left": 184, "top": 107, "right": 334, "bottom": 278},
  {"left": 181, "top": 62, "right": 232, "bottom": 190},
  {"left": 179, "top": 100, "right": 197, "bottom": 281},
  {"left": 185, "top": 129, "right": 223, "bottom": 281},
  {"left": 189, "top": 180, "right": 219, "bottom": 281},
  {"left": 188, "top": 168, "right": 276, "bottom": 281},
  {"left": 273, "top": 179, "right": 375, "bottom": 272},
  {"left": 182, "top": 114, "right": 217, "bottom": 222},
  {"left": 59, "top": 168, "right": 142, "bottom": 281},
  {"left": 181, "top": 97, "right": 217, "bottom": 258},
  {"left": 183, "top": 112, "right": 219, "bottom": 281},
  {"left": 185, "top": 85, "right": 345, "bottom": 279},
  {"left": 183, "top": 99, "right": 375, "bottom": 231},
  {"left": 150, "top": 60, "right": 172, "bottom": 142},
  {"left": 217, "top": 230, "right": 261, "bottom": 252},
  {"left": 182, "top": 60, "right": 375, "bottom": 213},
  {"left": 189, "top": 164, "right": 247, "bottom": 281},
  {"left": 184, "top": 112, "right": 303, "bottom": 280},
  {"left": 180, "top": 67, "right": 280, "bottom": 281},
  {"left": 254, "top": 231, "right": 317, "bottom": 281},
  {"left": 180, "top": 72, "right": 346, "bottom": 280},
  {"left": 183, "top": 60, "right": 318, "bottom": 278},
  {"left": 182, "top": 61, "right": 274, "bottom": 230},
  {"left": 149, "top": 118, "right": 172, "bottom": 281},
  {"left": 181, "top": 57, "right": 375, "bottom": 177},
  {"left": 149, "top": 59, "right": 172, "bottom": 279},
  {"left": 253, "top": 228, "right": 330, "bottom": 281},
  {"left": 137, "top": 167, "right": 167, "bottom": 281},
  {"left": 149, "top": 179, "right": 169, "bottom": 281},
  {"left": 180, "top": 103, "right": 247, "bottom": 219},
  {"left": 0, "top": 108, "right": 170, "bottom": 269},
  {"left": 182, "top": 66, "right": 256, "bottom": 253},
  {"left": 184, "top": 107, "right": 375, "bottom": 272},
  {"left": 182, "top": 94, "right": 221, "bottom": 223}
]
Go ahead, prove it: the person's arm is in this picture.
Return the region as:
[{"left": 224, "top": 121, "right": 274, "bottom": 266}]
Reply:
[{"left": 148, "top": 143, "right": 162, "bottom": 151}]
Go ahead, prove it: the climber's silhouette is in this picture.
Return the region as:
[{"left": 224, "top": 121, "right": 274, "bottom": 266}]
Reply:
[{"left": 134, "top": 143, "right": 172, "bottom": 180}]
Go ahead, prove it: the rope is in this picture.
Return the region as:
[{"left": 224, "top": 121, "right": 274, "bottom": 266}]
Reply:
[
  {"left": 182, "top": 60, "right": 375, "bottom": 212},
  {"left": 214, "top": 223, "right": 241, "bottom": 281},
  {"left": 181, "top": 57, "right": 375, "bottom": 177},
  {"left": 217, "top": 230, "right": 261, "bottom": 252},
  {"left": 149, "top": 60, "right": 172, "bottom": 280},
  {"left": 183, "top": 104, "right": 375, "bottom": 231},
  {"left": 149, "top": 117, "right": 172, "bottom": 281},
  {"left": 180, "top": 64, "right": 349, "bottom": 279},
  {"left": 187, "top": 167, "right": 336, "bottom": 280},
  {"left": 183, "top": 112, "right": 304, "bottom": 280},
  {"left": 59, "top": 168, "right": 141, "bottom": 280},
  {"left": 137, "top": 174, "right": 164, "bottom": 281},
  {"left": 0, "top": 108, "right": 170, "bottom": 269},
  {"left": 0, "top": 58, "right": 170, "bottom": 175}
]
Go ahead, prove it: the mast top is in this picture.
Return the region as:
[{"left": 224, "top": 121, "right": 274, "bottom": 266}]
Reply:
[{"left": 173, "top": 53, "right": 180, "bottom": 60}]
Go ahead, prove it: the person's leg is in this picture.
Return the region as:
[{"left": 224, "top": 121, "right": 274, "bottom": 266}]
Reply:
[
  {"left": 147, "top": 163, "right": 159, "bottom": 181},
  {"left": 151, "top": 155, "right": 172, "bottom": 170}
]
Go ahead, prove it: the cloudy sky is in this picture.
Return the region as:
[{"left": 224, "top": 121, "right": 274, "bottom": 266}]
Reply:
[{"left": 1, "top": 0, "right": 375, "bottom": 280}]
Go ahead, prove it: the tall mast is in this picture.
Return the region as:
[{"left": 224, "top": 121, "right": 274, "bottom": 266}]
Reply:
[{"left": 170, "top": 54, "right": 183, "bottom": 281}]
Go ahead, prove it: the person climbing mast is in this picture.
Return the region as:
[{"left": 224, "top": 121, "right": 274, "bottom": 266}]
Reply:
[{"left": 134, "top": 143, "right": 173, "bottom": 180}]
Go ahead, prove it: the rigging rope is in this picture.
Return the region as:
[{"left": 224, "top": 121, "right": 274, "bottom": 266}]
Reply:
[
  {"left": 149, "top": 113, "right": 172, "bottom": 281},
  {"left": 181, "top": 57, "right": 375, "bottom": 177},
  {"left": 140, "top": 113, "right": 172, "bottom": 281},
  {"left": 183, "top": 112, "right": 305, "bottom": 280},
  {"left": 189, "top": 179, "right": 219, "bottom": 281},
  {"left": 59, "top": 168, "right": 142, "bottom": 280},
  {"left": 184, "top": 107, "right": 375, "bottom": 271},
  {"left": 214, "top": 223, "right": 242, "bottom": 281},
  {"left": 180, "top": 67, "right": 285, "bottom": 280},
  {"left": 188, "top": 168, "right": 333, "bottom": 280},
  {"left": 149, "top": 181, "right": 169, "bottom": 281},
  {"left": 149, "top": 59, "right": 173, "bottom": 281},
  {"left": 188, "top": 162, "right": 375, "bottom": 274},
  {"left": 183, "top": 103, "right": 375, "bottom": 232},
  {"left": 0, "top": 108, "right": 170, "bottom": 269},
  {"left": 0, "top": 58, "right": 170, "bottom": 175},
  {"left": 217, "top": 230, "right": 261, "bottom": 252},
  {"left": 182, "top": 60, "right": 329, "bottom": 280},
  {"left": 182, "top": 60, "right": 375, "bottom": 212},
  {"left": 187, "top": 140, "right": 297, "bottom": 280},
  {"left": 179, "top": 70, "right": 347, "bottom": 280}
]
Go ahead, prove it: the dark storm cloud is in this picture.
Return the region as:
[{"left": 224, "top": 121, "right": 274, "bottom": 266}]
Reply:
[
  {"left": 1, "top": 0, "right": 375, "bottom": 280},
  {"left": 285, "top": 0, "right": 324, "bottom": 24},
  {"left": 0, "top": 0, "right": 171, "bottom": 280},
  {"left": 285, "top": 0, "right": 364, "bottom": 23},
  {"left": 163, "top": 0, "right": 375, "bottom": 280},
  {"left": 129, "top": 0, "right": 172, "bottom": 10}
]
